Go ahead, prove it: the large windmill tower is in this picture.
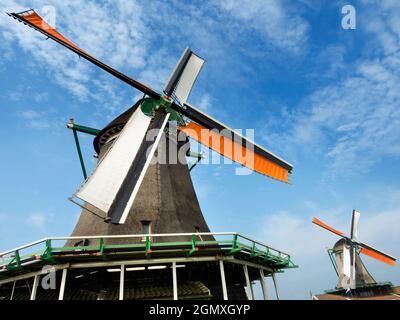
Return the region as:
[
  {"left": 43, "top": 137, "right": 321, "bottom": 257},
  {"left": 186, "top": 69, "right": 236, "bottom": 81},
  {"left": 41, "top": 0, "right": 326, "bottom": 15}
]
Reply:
[
  {"left": 311, "top": 210, "right": 398, "bottom": 300},
  {"left": 0, "top": 10, "right": 296, "bottom": 301}
]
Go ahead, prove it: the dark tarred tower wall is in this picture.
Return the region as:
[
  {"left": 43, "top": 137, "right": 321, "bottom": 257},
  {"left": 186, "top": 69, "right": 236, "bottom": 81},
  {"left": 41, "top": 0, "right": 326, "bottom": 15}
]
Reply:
[{"left": 67, "top": 102, "right": 212, "bottom": 246}]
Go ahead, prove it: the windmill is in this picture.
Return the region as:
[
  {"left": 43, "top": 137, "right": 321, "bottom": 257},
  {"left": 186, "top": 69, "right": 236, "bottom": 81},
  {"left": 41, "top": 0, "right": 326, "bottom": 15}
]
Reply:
[
  {"left": 312, "top": 210, "right": 397, "bottom": 293},
  {"left": 0, "top": 10, "right": 296, "bottom": 300},
  {"left": 8, "top": 9, "right": 292, "bottom": 226}
]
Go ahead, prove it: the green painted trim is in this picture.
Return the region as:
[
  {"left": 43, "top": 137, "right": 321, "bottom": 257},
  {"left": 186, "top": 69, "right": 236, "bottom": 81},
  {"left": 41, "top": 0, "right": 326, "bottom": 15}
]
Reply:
[
  {"left": 145, "top": 236, "right": 151, "bottom": 256},
  {"left": 188, "top": 234, "right": 197, "bottom": 256},
  {"left": 6, "top": 251, "right": 21, "bottom": 271},
  {"left": 99, "top": 238, "right": 104, "bottom": 255},
  {"left": 52, "top": 245, "right": 100, "bottom": 252},
  {"left": 140, "top": 97, "right": 185, "bottom": 126},
  {"left": 263, "top": 248, "right": 270, "bottom": 261},
  {"left": 250, "top": 242, "right": 261, "bottom": 257},
  {"left": 14, "top": 250, "right": 20, "bottom": 269},
  {"left": 327, "top": 249, "right": 339, "bottom": 276},
  {"left": 0, "top": 236, "right": 297, "bottom": 275},
  {"left": 102, "top": 244, "right": 146, "bottom": 250},
  {"left": 325, "top": 281, "right": 393, "bottom": 294},
  {"left": 68, "top": 123, "right": 101, "bottom": 136},
  {"left": 149, "top": 241, "right": 192, "bottom": 247},
  {"left": 41, "top": 239, "right": 56, "bottom": 263},
  {"left": 230, "top": 234, "right": 241, "bottom": 253},
  {"left": 72, "top": 129, "right": 88, "bottom": 180}
]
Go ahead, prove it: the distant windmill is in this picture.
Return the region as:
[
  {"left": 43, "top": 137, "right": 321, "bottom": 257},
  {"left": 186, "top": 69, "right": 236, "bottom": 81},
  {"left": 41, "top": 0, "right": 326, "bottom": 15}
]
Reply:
[{"left": 313, "top": 210, "right": 396, "bottom": 290}]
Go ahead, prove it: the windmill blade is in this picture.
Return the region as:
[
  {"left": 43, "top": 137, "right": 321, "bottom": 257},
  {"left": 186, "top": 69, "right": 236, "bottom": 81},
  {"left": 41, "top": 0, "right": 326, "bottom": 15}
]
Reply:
[
  {"left": 173, "top": 103, "right": 293, "bottom": 183},
  {"left": 106, "top": 111, "right": 170, "bottom": 224},
  {"left": 341, "top": 244, "right": 355, "bottom": 289},
  {"left": 358, "top": 242, "right": 397, "bottom": 266},
  {"left": 312, "top": 217, "right": 345, "bottom": 237},
  {"left": 342, "top": 244, "right": 352, "bottom": 279},
  {"left": 8, "top": 10, "right": 160, "bottom": 99},
  {"left": 350, "top": 210, "right": 360, "bottom": 240},
  {"left": 164, "top": 48, "right": 205, "bottom": 105},
  {"left": 74, "top": 106, "right": 152, "bottom": 217},
  {"left": 350, "top": 245, "right": 356, "bottom": 281},
  {"left": 180, "top": 122, "right": 290, "bottom": 182}
]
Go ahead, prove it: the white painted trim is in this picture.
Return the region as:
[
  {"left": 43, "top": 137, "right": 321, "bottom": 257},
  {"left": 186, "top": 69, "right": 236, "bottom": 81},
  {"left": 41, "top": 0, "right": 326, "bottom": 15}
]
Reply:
[
  {"left": 219, "top": 260, "right": 228, "bottom": 300},
  {"left": 119, "top": 265, "right": 125, "bottom": 300},
  {"left": 172, "top": 262, "right": 178, "bottom": 300},
  {"left": 58, "top": 269, "right": 68, "bottom": 300},
  {"left": 0, "top": 264, "right": 70, "bottom": 285},
  {"left": 272, "top": 273, "right": 280, "bottom": 300},
  {"left": 10, "top": 281, "right": 16, "bottom": 300},
  {"left": 243, "top": 265, "right": 253, "bottom": 300},
  {"left": 259, "top": 269, "right": 268, "bottom": 300},
  {"left": 119, "top": 113, "right": 171, "bottom": 224},
  {"left": 0, "top": 256, "right": 278, "bottom": 289},
  {"left": 30, "top": 275, "right": 39, "bottom": 300}
]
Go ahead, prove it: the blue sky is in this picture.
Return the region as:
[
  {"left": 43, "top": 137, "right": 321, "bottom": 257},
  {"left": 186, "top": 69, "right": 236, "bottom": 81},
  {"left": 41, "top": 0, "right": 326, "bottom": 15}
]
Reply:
[{"left": 0, "top": 0, "right": 399, "bottom": 299}]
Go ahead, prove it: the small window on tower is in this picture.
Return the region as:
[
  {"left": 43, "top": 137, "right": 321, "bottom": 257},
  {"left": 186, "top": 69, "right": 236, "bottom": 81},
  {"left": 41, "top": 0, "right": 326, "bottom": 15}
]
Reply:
[{"left": 141, "top": 221, "right": 152, "bottom": 242}]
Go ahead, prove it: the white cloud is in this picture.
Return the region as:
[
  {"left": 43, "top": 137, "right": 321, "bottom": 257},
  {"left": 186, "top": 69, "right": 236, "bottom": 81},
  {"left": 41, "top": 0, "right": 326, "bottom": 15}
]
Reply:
[
  {"left": 0, "top": 0, "right": 152, "bottom": 109},
  {"left": 33, "top": 92, "right": 49, "bottom": 102},
  {"left": 195, "top": 94, "right": 213, "bottom": 112},
  {"left": 20, "top": 109, "right": 40, "bottom": 120},
  {"left": 1, "top": 0, "right": 312, "bottom": 117},
  {"left": 19, "top": 109, "right": 54, "bottom": 129},
  {"left": 26, "top": 213, "right": 47, "bottom": 230},
  {"left": 215, "top": 0, "right": 309, "bottom": 54},
  {"left": 261, "top": 3, "right": 400, "bottom": 179}
]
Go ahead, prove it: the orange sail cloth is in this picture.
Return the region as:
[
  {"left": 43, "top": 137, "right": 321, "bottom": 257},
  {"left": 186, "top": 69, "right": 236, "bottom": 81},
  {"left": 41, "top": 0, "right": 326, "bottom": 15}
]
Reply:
[
  {"left": 360, "top": 248, "right": 396, "bottom": 266},
  {"left": 16, "top": 11, "right": 86, "bottom": 54},
  {"left": 179, "top": 122, "right": 290, "bottom": 183},
  {"left": 312, "top": 217, "right": 345, "bottom": 236}
]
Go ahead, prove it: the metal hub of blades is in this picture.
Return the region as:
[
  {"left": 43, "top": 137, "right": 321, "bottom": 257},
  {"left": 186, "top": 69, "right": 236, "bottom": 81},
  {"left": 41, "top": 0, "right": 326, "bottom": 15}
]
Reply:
[{"left": 140, "top": 97, "right": 185, "bottom": 126}]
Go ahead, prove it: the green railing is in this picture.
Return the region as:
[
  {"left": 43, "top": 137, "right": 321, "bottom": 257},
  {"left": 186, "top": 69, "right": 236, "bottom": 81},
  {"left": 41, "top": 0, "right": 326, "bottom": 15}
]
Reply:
[
  {"left": 325, "top": 281, "right": 394, "bottom": 294},
  {"left": 0, "top": 232, "right": 297, "bottom": 272}
]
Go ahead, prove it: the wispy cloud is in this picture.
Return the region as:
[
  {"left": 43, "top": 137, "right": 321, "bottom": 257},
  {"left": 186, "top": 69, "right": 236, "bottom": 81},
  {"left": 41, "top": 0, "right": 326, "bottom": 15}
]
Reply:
[
  {"left": 19, "top": 109, "right": 53, "bottom": 129},
  {"left": 215, "top": 0, "right": 309, "bottom": 54},
  {"left": 0, "top": 0, "right": 151, "bottom": 111},
  {"left": 194, "top": 94, "right": 213, "bottom": 112},
  {"left": 261, "top": 2, "right": 400, "bottom": 180},
  {"left": 1, "top": 0, "right": 313, "bottom": 122},
  {"left": 26, "top": 212, "right": 51, "bottom": 230}
]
